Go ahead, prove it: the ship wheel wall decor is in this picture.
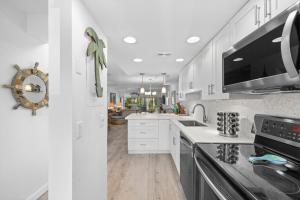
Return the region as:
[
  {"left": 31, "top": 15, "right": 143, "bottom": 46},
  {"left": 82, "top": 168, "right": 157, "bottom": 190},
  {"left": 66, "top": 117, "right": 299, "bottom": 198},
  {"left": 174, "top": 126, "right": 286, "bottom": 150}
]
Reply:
[
  {"left": 3, "top": 62, "right": 49, "bottom": 116},
  {"left": 85, "top": 27, "right": 107, "bottom": 98}
]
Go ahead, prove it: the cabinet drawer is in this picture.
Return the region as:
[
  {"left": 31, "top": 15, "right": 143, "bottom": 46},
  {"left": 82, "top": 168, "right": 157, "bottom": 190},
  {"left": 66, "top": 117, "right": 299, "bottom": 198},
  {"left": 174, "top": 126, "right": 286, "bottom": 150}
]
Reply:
[
  {"left": 128, "top": 127, "right": 158, "bottom": 139},
  {"left": 128, "top": 120, "right": 158, "bottom": 127},
  {"left": 128, "top": 139, "right": 158, "bottom": 151}
]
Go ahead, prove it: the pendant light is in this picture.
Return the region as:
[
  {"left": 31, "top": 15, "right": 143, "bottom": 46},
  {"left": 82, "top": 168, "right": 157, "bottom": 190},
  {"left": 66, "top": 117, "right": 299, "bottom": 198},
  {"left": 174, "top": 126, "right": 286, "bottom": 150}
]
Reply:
[
  {"left": 140, "top": 73, "right": 145, "bottom": 94},
  {"left": 161, "top": 73, "right": 167, "bottom": 94}
]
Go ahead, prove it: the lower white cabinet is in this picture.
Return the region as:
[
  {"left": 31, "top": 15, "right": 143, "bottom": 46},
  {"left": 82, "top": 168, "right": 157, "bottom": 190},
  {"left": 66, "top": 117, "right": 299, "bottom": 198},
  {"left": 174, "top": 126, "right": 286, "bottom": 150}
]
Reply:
[
  {"left": 170, "top": 121, "right": 180, "bottom": 174},
  {"left": 128, "top": 119, "right": 170, "bottom": 154},
  {"left": 128, "top": 119, "right": 180, "bottom": 174},
  {"left": 159, "top": 120, "right": 170, "bottom": 151}
]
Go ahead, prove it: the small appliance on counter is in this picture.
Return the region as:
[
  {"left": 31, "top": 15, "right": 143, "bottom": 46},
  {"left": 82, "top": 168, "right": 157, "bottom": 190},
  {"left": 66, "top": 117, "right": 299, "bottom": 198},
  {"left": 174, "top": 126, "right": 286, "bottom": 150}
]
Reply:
[
  {"left": 217, "top": 112, "right": 240, "bottom": 137},
  {"left": 194, "top": 114, "right": 300, "bottom": 200}
]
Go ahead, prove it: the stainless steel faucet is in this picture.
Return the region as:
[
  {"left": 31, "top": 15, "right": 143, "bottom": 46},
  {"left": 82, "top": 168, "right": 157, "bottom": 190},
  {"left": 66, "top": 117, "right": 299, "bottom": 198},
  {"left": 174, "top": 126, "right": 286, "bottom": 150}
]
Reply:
[{"left": 192, "top": 104, "right": 208, "bottom": 123}]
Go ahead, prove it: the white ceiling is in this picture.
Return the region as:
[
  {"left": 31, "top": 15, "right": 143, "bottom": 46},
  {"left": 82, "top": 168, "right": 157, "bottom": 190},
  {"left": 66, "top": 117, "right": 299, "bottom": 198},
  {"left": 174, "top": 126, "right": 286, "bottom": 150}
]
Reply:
[{"left": 82, "top": 0, "right": 248, "bottom": 88}]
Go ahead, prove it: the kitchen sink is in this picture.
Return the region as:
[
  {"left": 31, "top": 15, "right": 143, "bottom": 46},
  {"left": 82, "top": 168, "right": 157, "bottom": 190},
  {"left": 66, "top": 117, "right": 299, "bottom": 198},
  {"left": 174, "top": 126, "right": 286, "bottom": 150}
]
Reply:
[{"left": 179, "top": 120, "right": 207, "bottom": 127}]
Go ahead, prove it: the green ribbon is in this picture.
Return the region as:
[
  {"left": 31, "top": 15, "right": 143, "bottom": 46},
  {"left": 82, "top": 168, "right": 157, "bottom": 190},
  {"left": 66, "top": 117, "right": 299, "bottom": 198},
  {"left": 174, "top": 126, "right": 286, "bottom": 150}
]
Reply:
[{"left": 85, "top": 27, "right": 107, "bottom": 97}]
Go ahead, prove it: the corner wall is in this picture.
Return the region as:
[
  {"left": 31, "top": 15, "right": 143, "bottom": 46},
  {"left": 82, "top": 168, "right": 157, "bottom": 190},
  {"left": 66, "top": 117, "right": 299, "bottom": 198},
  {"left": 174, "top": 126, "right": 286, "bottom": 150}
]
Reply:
[{"left": 0, "top": 26, "right": 48, "bottom": 200}]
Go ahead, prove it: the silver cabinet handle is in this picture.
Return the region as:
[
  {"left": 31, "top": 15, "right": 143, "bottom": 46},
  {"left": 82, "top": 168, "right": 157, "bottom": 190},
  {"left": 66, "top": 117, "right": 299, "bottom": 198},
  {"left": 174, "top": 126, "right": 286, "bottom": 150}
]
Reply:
[
  {"left": 268, "top": 0, "right": 272, "bottom": 17},
  {"left": 281, "top": 10, "right": 300, "bottom": 78},
  {"left": 140, "top": 131, "right": 146, "bottom": 134},
  {"left": 211, "top": 84, "right": 215, "bottom": 95},
  {"left": 255, "top": 5, "right": 261, "bottom": 26},
  {"left": 208, "top": 85, "right": 211, "bottom": 95},
  {"left": 194, "top": 156, "right": 228, "bottom": 200},
  {"left": 264, "top": 0, "right": 271, "bottom": 18},
  {"left": 173, "top": 136, "right": 176, "bottom": 145}
]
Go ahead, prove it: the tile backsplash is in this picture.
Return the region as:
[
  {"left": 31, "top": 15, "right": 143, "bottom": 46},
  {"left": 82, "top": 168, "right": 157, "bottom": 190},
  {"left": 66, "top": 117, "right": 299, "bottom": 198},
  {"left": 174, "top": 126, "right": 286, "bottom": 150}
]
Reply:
[{"left": 183, "top": 93, "right": 300, "bottom": 135}]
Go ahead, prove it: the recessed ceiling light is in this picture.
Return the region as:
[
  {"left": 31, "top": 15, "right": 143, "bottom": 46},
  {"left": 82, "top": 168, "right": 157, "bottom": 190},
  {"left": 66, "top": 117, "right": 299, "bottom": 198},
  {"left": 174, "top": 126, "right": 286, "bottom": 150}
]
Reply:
[
  {"left": 176, "top": 58, "right": 184, "bottom": 62},
  {"left": 233, "top": 58, "right": 244, "bottom": 62},
  {"left": 123, "top": 36, "right": 137, "bottom": 44},
  {"left": 187, "top": 36, "right": 200, "bottom": 44},
  {"left": 133, "top": 58, "right": 143, "bottom": 63}
]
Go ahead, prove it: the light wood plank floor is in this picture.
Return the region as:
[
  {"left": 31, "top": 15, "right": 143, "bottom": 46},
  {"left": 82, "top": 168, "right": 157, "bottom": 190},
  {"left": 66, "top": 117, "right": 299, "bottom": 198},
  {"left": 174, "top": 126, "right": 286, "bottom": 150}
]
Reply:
[
  {"left": 108, "top": 124, "right": 186, "bottom": 200},
  {"left": 37, "top": 192, "right": 48, "bottom": 200}
]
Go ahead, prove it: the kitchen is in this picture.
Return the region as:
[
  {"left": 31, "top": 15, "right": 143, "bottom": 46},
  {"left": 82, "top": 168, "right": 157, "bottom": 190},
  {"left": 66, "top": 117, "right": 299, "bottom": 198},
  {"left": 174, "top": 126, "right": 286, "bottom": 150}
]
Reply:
[
  {"left": 105, "top": 0, "right": 300, "bottom": 200},
  {"left": 1, "top": 0, "right": 300, "bottom": 200}
]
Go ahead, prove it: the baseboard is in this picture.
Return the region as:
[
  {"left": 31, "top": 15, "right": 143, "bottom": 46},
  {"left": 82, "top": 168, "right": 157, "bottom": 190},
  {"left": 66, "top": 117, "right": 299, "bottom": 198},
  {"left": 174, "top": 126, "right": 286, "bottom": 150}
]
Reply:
[{"left": 25, "top": 183, "right": 48, "bottom": 200}]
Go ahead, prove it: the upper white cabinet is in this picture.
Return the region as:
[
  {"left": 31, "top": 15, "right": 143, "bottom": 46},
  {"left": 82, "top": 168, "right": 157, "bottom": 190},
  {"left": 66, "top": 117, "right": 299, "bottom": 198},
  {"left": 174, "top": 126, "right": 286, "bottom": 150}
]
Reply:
[
  {"left": 199, "top": 41, "right": 214, "bottom": 100},
  {"left": 178, "top": 0, "right": 298, "bottom": 101},
  {"left": 211, "top": 26, "right": 231, "bottom": 100},
  {"left": 232, "top": 1, "right": 262, "bottom": 44},
  {"left": 263, "top": 0, "right": 298, "bottom": 23}
]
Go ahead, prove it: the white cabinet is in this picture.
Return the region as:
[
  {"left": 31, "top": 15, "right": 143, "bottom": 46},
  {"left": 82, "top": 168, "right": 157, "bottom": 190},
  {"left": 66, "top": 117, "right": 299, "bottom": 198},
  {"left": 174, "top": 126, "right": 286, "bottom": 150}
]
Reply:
[
  {"left": 199, "top": 41, "right": 214, "bottom": 100},
  {"left": 232, "top": 1, "right": 262, "bottom": 44},
  {"left": 178, "top": 74, "right": 185, "bottom": 101},
  {"left": 211, "top": 26, "right": 231, "bottom": 100},
  {"left": 128, "top": 120, "right": 159, "bottom": 154},
  {"left": 158, "top": 120, "right": 170, "bottom": 151},
  {"left": 263, "top": 0, "right": 298, "bottom": 23},
  {"left": 128, "top": 119, "right": 170, "bottom": 154},
  {"left": 169, "top": 121, "right": 180, "bottom": 174}
]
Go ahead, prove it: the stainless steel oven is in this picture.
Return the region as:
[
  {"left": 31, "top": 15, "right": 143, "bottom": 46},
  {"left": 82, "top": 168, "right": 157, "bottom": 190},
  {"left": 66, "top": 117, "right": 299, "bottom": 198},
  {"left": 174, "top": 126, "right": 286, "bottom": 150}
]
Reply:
[
  {"left": 223, "top": 2, "right": 300, "bottom": 94},
  {"left": 194, "top": 146, "right": 245, "bottom": 200}
]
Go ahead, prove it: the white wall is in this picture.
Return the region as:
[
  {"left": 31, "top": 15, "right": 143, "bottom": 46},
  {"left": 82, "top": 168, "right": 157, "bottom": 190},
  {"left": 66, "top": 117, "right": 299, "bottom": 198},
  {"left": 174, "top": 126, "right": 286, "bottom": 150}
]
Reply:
[
  {"left": 0, "top": 23, "right": 48, "bottom": 200},
  {"left": 72, "top": 0, "right": 107, "bottom": 200},
  {"left": 184, "top": 93, "right": 300, "bottom": 136}
]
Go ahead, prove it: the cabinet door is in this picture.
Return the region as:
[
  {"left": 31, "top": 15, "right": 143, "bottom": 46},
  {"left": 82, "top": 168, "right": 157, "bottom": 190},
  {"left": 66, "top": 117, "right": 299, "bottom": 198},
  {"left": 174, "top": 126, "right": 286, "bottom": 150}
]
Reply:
[
  {"left": 174, "top": 127, "right": 180, "bottom": 174},
  {"left": 178, "top": 74, "right": 184, "bottom": 101},
  {"left": 211, "top": 26, "right": 231, "bottom": 100},
  {"left": 201, "top": 41, "right": 214, "bottom": 100},
  {"left": 232, "top": 2, "right": 261, "bottom": 44},
  {"left": 158, "top": 120, "right": 170, "bottom": 151}
]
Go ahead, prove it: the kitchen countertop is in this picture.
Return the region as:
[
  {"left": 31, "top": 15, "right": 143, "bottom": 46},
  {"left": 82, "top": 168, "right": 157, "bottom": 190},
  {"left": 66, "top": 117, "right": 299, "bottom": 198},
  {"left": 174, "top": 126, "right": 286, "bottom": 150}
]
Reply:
[{"left": 126, "top": 113, "right": 255, "bottom": 144}]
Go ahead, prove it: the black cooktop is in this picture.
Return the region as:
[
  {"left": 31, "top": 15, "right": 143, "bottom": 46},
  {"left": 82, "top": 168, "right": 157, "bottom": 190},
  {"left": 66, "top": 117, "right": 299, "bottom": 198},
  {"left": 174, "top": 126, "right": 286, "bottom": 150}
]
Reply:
[{"left": 196, "top": 143, "right": 300, "bottom": 200}]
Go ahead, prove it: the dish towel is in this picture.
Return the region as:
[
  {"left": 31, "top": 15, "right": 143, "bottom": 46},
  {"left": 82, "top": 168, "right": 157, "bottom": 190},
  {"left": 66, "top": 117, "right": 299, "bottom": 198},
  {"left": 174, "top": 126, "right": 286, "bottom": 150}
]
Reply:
[{"left": 248, "top": 154, "right": 287, "bottom": 165}]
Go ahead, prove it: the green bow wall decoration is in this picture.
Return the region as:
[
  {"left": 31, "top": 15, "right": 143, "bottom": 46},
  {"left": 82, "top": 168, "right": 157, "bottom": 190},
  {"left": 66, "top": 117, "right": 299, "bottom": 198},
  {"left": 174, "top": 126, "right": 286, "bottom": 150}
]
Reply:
[{"left": 85, "top": 27, "right": 107, "bottom": 97}]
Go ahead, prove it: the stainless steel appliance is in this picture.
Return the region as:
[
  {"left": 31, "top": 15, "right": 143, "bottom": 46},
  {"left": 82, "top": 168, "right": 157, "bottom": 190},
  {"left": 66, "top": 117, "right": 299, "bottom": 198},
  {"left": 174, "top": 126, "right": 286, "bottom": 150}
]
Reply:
[
  {"left": 194, "top": 114, "right": 300, "bottom": 200},
  {"left": 223, "top": 2, "right": 300, "bottom": 94},
  {"left": 180, "top": 132, "right": 194, "bottom": 200}
]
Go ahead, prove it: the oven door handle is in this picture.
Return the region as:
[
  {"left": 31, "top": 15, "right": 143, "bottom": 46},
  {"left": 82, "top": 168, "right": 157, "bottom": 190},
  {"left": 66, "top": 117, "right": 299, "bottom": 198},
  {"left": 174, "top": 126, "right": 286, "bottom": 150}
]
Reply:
[
  {"left": 281, "top": 10, "right": 300, "bottom": 79},
  {"left": 194, "top": 155, "right": 228, "bottom": 200}
]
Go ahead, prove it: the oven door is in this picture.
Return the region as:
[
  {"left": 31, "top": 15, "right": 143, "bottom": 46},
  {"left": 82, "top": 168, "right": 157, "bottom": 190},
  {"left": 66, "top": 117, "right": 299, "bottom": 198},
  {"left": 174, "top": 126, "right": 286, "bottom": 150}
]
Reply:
[
  {"left": 194, "top": 147, "right": 246, "bottom": 200},
  {"left": 223, "top": 2, "right": 300, "bottom": 93}
]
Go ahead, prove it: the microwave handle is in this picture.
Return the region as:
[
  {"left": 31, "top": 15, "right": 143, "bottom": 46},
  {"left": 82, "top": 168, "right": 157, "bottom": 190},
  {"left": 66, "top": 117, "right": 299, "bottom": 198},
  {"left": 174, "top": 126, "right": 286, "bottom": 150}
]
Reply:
[
  {"left": 281, "top": 10, "right": 300, "bottom": 78},
  {"left": 194, "top": 155, "right": 228, "bottom": 200}
]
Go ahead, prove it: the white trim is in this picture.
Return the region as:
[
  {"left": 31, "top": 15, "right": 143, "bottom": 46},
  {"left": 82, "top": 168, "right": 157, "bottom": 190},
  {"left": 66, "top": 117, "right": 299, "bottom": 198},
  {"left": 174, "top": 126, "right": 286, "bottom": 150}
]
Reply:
[{"left": 25, "top": 183, "right": 48, "bottom": 200}]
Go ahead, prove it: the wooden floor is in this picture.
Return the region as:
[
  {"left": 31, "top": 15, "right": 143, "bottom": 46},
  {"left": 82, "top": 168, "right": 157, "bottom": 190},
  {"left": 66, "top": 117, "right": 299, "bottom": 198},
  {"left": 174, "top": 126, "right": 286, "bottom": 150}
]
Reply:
[
  {"left": 108, "top": 124, "right": 186, "bottom": 200},
  {"left": 37, "top": 192, "right": 48, "bottom": 200}
]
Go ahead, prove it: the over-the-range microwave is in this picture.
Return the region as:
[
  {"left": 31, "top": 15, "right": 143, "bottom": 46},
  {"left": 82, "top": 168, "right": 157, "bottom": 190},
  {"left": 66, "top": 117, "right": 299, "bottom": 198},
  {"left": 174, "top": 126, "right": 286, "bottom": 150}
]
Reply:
[{"left": 223, "top": 2, "right": 300, "bottom": 94}]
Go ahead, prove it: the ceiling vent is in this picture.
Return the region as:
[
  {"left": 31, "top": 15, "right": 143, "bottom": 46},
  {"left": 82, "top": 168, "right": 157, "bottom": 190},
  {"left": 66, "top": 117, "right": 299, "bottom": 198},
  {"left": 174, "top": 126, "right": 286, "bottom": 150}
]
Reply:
[{"left": 157, "top": 52, "right": 172, "bottom": 57}]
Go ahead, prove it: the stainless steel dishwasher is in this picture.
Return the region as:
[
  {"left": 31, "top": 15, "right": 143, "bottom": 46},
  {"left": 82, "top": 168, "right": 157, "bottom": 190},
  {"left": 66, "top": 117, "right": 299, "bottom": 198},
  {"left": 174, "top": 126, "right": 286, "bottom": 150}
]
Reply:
[{"left": 180, "top": 131, "right": 194, "bottom": 200}]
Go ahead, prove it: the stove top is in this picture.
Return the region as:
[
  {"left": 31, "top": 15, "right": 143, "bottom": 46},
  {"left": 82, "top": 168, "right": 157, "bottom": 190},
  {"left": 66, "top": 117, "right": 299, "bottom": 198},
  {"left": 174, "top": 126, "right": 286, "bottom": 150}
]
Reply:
[
  {"left": 195, "top": 114, "right": 300, "bottom": 200},
  {"left": 196, "top": 143, "right": 300, "bottom": 200}
]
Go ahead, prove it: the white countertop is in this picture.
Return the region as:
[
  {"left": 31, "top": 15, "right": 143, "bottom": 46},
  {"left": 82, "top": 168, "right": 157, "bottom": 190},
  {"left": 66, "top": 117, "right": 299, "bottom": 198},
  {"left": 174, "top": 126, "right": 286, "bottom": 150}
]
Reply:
[{"left": 126, "top": 113, "right": 255, "bottom": 144}]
